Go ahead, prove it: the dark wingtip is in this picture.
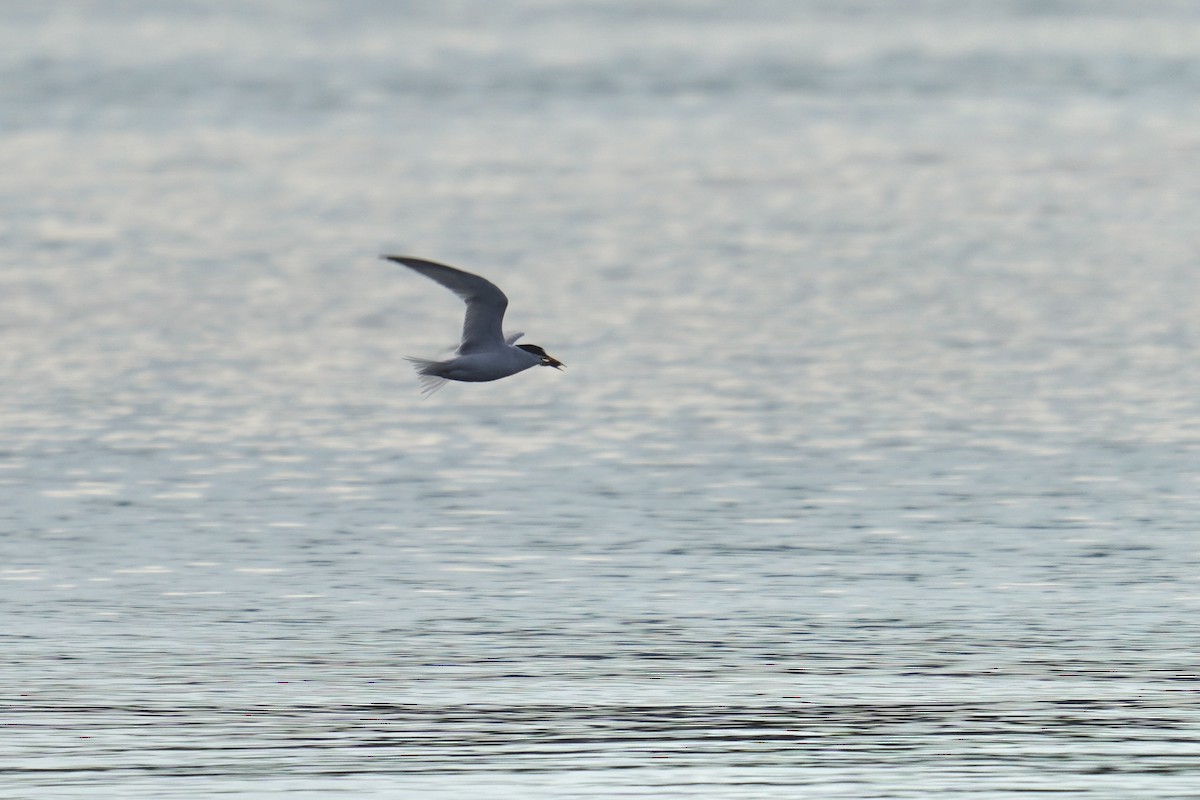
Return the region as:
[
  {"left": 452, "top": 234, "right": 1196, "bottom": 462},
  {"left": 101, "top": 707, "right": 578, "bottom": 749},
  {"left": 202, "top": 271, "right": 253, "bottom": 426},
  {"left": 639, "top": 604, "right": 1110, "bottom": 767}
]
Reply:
[{"left": 382, "top": 255, "right": 450, "bottom": 270}]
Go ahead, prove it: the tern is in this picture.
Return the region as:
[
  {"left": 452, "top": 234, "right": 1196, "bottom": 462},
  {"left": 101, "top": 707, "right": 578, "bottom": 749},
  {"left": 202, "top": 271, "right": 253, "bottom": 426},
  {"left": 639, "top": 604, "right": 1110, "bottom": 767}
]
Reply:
[{"left": 382, "top": 256, "right": 564, "bottom": 395}]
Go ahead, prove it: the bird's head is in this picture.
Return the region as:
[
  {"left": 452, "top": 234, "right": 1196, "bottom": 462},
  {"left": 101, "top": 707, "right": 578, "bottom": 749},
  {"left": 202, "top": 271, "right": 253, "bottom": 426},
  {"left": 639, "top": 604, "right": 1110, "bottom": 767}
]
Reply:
[{"left": 517, "top": 344, "right": 565, "bottom": 370}]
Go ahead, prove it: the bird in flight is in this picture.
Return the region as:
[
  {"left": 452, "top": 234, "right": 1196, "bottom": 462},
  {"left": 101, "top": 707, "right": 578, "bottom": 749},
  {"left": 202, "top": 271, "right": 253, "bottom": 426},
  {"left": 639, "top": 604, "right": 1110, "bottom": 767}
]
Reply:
[{"left": 381, "top": 256, "right": 564, "bottom": 395}]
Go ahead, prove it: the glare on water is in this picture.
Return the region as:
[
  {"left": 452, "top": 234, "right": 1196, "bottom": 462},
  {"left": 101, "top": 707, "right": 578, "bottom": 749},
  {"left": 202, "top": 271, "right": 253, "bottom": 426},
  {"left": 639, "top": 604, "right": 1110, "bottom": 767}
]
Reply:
[{"left": 2, "top": 1, "right": 1200, "bottom": 798}]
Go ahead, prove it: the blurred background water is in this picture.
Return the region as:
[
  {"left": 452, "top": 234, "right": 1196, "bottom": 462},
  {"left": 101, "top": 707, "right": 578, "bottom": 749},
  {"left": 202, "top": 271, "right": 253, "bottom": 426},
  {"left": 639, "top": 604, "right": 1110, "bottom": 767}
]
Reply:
[{"left": 2, "top": 1, "right": 1199, "bottom": 797}]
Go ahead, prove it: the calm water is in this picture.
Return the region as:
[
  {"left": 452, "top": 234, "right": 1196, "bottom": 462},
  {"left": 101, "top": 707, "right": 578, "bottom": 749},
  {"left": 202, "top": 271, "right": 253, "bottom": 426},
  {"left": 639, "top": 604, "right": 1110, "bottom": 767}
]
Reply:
[{"left": 3, "top": 1, "right": 1200, "bottom": 797}]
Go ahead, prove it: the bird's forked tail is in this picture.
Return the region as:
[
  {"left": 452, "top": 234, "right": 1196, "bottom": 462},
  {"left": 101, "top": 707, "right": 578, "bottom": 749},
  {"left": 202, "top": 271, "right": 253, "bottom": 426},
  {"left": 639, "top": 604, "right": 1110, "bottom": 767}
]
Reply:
[{"left": 404, "top": 357, "right": 450, "bottom": 396}]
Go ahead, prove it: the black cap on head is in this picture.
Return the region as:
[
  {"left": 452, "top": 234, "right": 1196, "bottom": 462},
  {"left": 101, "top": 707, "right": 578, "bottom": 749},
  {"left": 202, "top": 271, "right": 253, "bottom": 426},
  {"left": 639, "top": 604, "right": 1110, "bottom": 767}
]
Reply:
[{"left": 518, "top": 343, "right": 564, "bottom": 369}]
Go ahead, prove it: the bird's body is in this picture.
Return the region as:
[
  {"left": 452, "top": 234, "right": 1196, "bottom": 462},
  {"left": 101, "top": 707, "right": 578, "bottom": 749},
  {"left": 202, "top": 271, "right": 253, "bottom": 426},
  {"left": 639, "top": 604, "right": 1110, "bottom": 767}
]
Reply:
[
  {"left": 382, "top": 256, "right": 563, "bottom": 394},
  {"left": 407, "top": 349, "right": 539, "bottom": 383}
]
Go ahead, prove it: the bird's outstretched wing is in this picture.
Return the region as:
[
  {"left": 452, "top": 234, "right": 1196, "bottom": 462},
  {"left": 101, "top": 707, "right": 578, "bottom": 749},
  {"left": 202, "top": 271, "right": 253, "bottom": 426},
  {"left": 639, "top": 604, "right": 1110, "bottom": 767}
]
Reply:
[{"left": 382, "top": 256, "right": 509, "bottom": 354}]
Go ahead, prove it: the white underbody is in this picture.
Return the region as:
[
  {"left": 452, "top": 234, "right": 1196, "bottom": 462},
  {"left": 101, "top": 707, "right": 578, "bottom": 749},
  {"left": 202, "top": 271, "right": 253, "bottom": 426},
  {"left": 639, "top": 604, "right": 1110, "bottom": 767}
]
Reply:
[{"left": 418, "top": 346, "right": 541, "bottom": 383}]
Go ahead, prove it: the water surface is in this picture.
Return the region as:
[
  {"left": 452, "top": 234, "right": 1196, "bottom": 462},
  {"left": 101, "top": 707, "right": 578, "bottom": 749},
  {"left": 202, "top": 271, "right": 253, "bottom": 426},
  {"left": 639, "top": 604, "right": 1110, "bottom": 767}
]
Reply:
[{"left": 2, "top": 1, "right": 1200, "bottom": 797}]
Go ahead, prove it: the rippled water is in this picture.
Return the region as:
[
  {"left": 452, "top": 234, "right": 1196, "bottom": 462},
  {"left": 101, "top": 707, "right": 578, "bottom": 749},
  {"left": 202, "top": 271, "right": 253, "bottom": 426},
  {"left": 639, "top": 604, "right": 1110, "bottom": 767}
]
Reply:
[{"left": 3, "top": 1, "right": 1200, "bottom": 797}]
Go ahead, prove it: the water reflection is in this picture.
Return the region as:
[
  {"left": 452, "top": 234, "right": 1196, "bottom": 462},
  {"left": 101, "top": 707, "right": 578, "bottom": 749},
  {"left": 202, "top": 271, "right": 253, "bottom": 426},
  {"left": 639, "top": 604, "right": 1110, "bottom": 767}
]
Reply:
[{"left": 5, "top": 0, "right": 1200, "bottom": 797}]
